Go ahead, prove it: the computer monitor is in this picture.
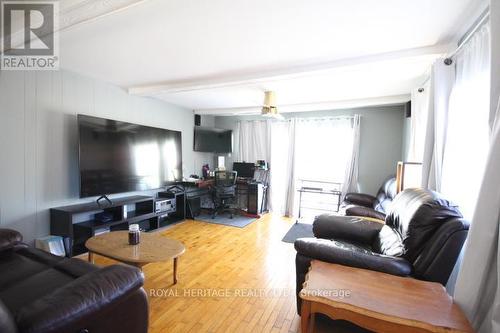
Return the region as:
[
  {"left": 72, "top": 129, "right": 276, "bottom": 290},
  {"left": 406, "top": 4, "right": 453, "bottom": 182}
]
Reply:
[{"left": 233, "top": 162, "right": 255, "bottom": 178}]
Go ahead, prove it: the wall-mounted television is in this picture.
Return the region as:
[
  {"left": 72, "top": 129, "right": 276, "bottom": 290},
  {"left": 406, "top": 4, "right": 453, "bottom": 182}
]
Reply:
[
  {"left": 78, "top": 114, "right": 182, "bottom": 198},
  {"left": 194, "top": 127, "right": 232, "bottom": 153}
]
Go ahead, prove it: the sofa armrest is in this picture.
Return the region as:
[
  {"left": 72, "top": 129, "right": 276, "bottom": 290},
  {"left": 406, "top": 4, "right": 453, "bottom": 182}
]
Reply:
[
  {"left": 313, "top": 214, "right": 384, "bottom": 245},
  {"left": 343, "top": 193, "right": 378, "bottom": 208},
  {"left": 294, "top": 238, "right": 412, "bottom": 276},
  {"left": 0, "top": 229, "right": 23, "bottom": 252},
  {"left": 344, "top": 206, "right": 386, "bottom": 221},
  {"left": 15, "top": 265, "right": 146, "bottom": 333},
  {"left": 0, "top": 300, "right": 17, "bottom": 333}
]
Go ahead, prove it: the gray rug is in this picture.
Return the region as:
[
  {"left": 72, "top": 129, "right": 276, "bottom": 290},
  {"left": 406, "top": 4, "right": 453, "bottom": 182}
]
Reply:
[
  {"left": 282, "top": 223, "right": 314, "bottom": 243},
  {"left": 195, "top": 213, "right": 257, "bottom": 228}
]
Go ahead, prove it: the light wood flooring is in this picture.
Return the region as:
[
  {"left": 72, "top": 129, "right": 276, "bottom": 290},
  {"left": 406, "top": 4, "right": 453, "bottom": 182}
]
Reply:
[{"left": 87, "top": 213, "right": 368, "bottom": 333}]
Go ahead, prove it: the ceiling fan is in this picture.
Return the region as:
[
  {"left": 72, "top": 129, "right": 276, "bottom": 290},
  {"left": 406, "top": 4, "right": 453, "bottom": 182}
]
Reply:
[{"left": 261, "top": 91, "right": 284, "bottom": 119}]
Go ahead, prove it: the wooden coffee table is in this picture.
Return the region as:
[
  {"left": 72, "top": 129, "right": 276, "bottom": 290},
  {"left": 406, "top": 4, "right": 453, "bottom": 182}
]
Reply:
[
  {"left": 300, "top": 260, "right": 474, "bottom": 333},
  {"left": 85, "top": 231, "right": 186, "bottom": 284}
]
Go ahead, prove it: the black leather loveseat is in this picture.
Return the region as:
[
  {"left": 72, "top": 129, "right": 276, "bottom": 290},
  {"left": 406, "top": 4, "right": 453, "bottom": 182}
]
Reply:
[
  {"left": 0, "top": 229, "right": 149, "bottom": 333},
  {"left": 341, "top": 176, "right": 397, "bottom": 220},
  {"left": 295, "top": 188, "right": 469, "bottom": 313}
]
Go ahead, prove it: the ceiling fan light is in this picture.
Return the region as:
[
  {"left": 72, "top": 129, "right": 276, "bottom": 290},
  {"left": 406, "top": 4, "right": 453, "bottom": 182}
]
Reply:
[
  {"left": 261, "top": 91, "right": 283, "bottom": 119},
  {"left": 263, "top": 91, "right": 276, "bottom": 107}
]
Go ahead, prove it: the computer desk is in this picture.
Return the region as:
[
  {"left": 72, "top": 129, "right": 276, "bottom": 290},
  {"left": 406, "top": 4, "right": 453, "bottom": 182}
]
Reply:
[{"left": 166, "top": 178, "right": 266, "bottom": 217}]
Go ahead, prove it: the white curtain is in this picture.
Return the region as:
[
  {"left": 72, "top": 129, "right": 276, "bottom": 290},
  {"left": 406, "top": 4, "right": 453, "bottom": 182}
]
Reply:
[
  {"left": 269, "top": 119, "right": 296, "bottom": 216},
  {"left": 421, "top": 60, "right": 456, "bottom": 191},
  {"left": 237, "top": 120, "right": 270, "bottom": 163},
  {"left": 441, "top": 22, "right": 491, "bottom": 296},
  {"left": 341, "top": 114, "right": 361, "bottom": 198},
  {"left": 284, "top": 119, "right": 297, "bottom": 216},
  {"left": 409, "top": 81, "right": 431, "bottom": 162},
  {"left": 440, "top": 23, "right": 491, "bottom": 220},
  {"left": 454, "top": 99, "right": 500, "bottom": 333}
]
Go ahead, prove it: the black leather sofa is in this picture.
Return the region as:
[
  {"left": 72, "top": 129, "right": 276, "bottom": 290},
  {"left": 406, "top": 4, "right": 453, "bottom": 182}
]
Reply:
[
  {"left": 0, "top": 229, "right": 149, "bottom": 333},
  {"left": 341, "top": 176, "right": 397, "bottom": 220},
  {"left": 295, "top": 188, "right": 469, "bottom": 313}
]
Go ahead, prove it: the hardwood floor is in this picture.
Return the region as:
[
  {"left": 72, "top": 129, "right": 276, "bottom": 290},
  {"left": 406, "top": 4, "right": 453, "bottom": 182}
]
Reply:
[{"left": 88, "top": 213, "right": 368, "bottom": 333}]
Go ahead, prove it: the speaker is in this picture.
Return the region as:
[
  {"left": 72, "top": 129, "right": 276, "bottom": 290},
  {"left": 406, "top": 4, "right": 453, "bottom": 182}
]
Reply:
[
  {"left": 194, "top": 114, "right": 201, "bottom": 126},
  {"left": 405, "top": 101, "right": 411, "bottom": 118}
]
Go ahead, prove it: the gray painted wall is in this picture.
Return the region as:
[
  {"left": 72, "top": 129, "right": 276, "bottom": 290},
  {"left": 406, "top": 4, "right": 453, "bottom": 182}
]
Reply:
[
  {"left": 214, "top": 104, "right": 406, "bottom": 195},
  {"left": 0, "top": 70, "right": 213, "bottom": 243},
  {"left": 402, "top": 116, "right": 411, "bottom": 160}
]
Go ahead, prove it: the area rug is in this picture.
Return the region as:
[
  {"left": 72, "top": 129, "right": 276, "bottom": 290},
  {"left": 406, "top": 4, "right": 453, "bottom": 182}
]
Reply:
[
  {"left": 195, "top": 213, "right": 257, "bottom": 228},
  {"left": 281, "top": 223, "right": 314, "bottom": 243}
]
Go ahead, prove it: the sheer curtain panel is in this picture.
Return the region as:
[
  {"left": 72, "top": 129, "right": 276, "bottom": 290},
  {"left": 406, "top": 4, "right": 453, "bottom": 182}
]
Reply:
[
  {"left": 421, "top": 60, "right": 456, "bottom": 191},
  {"left": 454, "top": 98, "right": 500, "bottom": 333},
  {"left": 237, "top": 120, "right": 270, "bottom": 163},
  {"left": 341, "top": 115, "right": 361, "bottom": 198},
  {"left": 440, "top": 23, "right": 491, "bottom": 220},
  {"left": 269, "top": 119, "right": 296, "bottom": 216}
]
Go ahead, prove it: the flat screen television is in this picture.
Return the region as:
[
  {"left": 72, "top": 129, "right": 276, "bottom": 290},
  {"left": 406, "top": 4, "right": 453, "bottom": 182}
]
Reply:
[
  {"left": 78, "top": 114, "right": 182, "bottom": 198},
  {"left": 193, "top": 127, "right": 232, "bottom": 153}
]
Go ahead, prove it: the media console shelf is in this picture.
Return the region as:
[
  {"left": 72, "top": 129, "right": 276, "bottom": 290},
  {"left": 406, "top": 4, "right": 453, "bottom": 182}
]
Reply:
[{"left": 50, "top": 195, "right": 185, "bottom": 257}]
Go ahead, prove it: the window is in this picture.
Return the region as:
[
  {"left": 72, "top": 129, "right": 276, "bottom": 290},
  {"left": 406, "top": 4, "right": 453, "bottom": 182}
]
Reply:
[{"left": 269, "top": 117, "right": 356, "bottom": 217}]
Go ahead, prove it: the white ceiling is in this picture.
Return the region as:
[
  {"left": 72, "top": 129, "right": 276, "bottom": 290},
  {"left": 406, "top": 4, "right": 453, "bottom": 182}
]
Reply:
[{"left": 57, "top": 0, "right": 488, "bottom": 114}]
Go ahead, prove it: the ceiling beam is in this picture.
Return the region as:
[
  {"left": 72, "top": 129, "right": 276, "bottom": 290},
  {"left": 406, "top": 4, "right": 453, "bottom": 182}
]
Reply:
[
  {"left": 128, "top": 44, "right": 451, "bottom": 96},
  {"left": 60, "top": 0, "right": 152, "bottom": 32},
  {"left": 1, "top": 0, "right": 150, "bottom": 53},
  {"left": 194, "top": 94, "right": 411, "bottom": 116}
]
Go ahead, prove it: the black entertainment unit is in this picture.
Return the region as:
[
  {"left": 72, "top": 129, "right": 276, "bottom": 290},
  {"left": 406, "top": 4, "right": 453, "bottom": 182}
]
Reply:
[
  {"left": 49, "top": 114, "right": 189, "bottom": 257},
  {"left": 50, "top": 193, "right": 186, "bottom": 257}
]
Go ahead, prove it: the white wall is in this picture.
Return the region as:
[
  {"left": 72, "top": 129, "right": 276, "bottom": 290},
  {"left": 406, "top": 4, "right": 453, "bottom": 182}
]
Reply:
[
  {"left": 215, "top": 104, "right": 406, "bottom": 195},
  {"left": 0, "top": 70, "right": 213, "bottom": 243}
]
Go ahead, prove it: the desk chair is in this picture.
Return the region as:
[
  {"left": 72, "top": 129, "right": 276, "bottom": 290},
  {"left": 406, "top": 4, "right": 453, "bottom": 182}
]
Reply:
[{"left": 212, "top": 171, "right": 238, "bottom": 219}]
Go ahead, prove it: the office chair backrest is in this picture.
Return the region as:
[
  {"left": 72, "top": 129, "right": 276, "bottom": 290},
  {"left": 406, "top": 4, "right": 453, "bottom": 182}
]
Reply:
[
  {"left": 214, "top": 171, "right": 237, "bottom": 198},
  {"left": 214, "top": 171, "right": 237, "bottom": 187}
]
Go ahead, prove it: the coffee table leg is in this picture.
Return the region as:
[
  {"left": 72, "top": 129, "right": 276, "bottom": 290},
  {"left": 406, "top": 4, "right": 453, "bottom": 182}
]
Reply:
[
  {"left": 301, "top": 300, "right": 312, "bottom": 333},
  {"left": 88, "top": 251, "right": 94, "bottom": 264},
  {"left": 173, "top": 257, "right": 178, "bottom": 284}
]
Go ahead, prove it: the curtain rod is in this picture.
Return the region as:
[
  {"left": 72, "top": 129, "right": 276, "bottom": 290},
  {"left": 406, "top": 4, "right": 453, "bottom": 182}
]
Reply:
[
  {"left": 292, "top": 115, "right": 356, "bottom": 122},
  {"left": 238, "top": 115, "right": 357, "bottom": 123},
  {"left": 444, "top": 8, "right": 490, "bottom": 64}
]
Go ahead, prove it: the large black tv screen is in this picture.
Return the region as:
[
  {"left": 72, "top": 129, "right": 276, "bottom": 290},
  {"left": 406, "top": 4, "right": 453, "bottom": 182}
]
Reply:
[
  {"left": 78, "top": 114, "right": 182, "bottom": 198},
  {"left": 194, "top": 127, "right": 232, "bottom": 153}
]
